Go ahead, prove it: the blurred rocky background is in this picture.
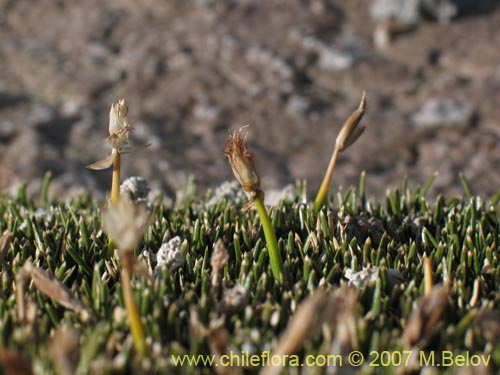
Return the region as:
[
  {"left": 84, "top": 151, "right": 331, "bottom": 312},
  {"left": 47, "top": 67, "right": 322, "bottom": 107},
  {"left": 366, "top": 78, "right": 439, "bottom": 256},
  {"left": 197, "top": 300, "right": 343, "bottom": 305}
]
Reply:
[{"left": 0, "top": 0, "right": 499, "bottom": 200}]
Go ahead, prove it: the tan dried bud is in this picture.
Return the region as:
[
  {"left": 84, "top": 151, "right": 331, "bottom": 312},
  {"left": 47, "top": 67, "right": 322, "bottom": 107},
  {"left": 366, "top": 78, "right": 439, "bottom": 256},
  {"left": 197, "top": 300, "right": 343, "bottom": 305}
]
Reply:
[
  {"left": 336, "top": 91, "right": 366, "bottom": 152},
  {"left": 211, "top": 239, "right": 229, "bottom": 289},
  {"left": 224, "top": 127, "right": 263, "bottom": 201},
  {"left": 102, "top": 197, "right": 150, "bottom": 252}
]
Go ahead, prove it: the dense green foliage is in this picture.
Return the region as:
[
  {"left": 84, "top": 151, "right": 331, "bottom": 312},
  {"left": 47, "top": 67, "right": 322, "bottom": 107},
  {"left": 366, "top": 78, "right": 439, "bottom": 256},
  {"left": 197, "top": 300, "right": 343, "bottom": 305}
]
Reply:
[{"left": 0, "top": 176, "right": 499, "bottom": 375}]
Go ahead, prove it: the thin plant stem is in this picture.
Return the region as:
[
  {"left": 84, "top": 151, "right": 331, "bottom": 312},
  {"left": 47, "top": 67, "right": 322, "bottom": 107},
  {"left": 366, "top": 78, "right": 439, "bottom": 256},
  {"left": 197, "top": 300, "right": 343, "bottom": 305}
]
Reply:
[
  {"left": 111, "top": 152, "right": 121, "bottom": 204},
  {"left": 313, "top": 147, "right": 340, "bottom": 215},
  {"left": 120, "top": 253, "right": 146, "bottom": 356},
  {"left": 108, "top": 152, "right": 121, "bottom": 257},
  {"left": 254, "top": 196, "right": 283, "bottom": 283}
]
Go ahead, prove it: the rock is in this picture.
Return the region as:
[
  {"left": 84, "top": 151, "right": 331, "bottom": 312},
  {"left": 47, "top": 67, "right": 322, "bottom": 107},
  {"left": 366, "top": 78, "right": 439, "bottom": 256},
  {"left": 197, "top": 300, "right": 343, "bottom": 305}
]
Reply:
[
  {"left": 317, "top": 45, "right": 357, "bottom": 70},
  {"left": 28, "top": 103, "right": 55, "bottom": 128},
  {"left": 371, "top": 0, "right": 421, "bottom": 24},
  {"left": 412, "top": 97, "right": 473, "bottom": 129},
  {"left": 421, "top": 0, "right": 458, "bottom": 22},
  {"left": 371, "top": 0, "right": 495, "bottom": 23},
  {"left": 285, "top": 95, "right": 311, "bottom": 117},
  {"left": 0, "top": 120, "right": 17, "bottom": 141}
]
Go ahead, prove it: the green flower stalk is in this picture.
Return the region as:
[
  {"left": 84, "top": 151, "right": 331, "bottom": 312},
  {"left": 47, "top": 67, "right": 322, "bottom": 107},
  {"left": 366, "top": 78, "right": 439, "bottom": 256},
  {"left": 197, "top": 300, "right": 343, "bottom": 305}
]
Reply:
[
  {"left": 102, "top": 198, "right": 150, "bottom": 356},
  {"left": 87, "top": 99, "right": 148, "bottom": 256},
  {"left": 224, "top": 128, "right": 283, "bottom": 282},
  {"left": 313, "top": 91, "right": 366, "bottom": 215}
]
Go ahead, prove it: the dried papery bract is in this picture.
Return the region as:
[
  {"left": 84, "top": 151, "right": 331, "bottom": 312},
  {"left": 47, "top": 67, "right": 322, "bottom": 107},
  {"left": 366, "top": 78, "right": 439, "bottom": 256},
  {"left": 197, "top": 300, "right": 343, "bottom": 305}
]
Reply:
[
  {"left": 224, "top": 127, "right": 283, "bottom": 282},
  {"left": 314, "top": 91, "right": 366, "bottom": 214},
  {"left": 16, "top": 262, "right": 89, "bottom": 322},
  {"left": 102, "top": 198, "right": 149, "bottom": 357}
]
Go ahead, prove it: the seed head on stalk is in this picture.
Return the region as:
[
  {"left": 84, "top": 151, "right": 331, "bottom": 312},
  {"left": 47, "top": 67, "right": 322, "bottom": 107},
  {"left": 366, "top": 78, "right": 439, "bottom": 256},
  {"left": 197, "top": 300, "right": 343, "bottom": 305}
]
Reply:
[
  {"left": 87, "top": 99, "right": 149, "bottom": 257},
  {"left": 224, "top": 126, "right": 264, "bottom": 202},
  {"left": 87, "top": 99, "right": 134, "bottom": 171},
  {"left": 313, "top": 91, "right": 366, "bottom": 214},
  {"left": 224, "top": 127, "right": 283, "bottom": 282}
]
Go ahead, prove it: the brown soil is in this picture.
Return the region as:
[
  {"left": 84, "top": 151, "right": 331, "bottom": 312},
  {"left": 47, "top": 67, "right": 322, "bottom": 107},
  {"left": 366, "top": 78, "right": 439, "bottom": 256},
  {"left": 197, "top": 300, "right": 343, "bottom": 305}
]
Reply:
[{"left": 0, "top": 1, "right": 499, "bottom": 200}]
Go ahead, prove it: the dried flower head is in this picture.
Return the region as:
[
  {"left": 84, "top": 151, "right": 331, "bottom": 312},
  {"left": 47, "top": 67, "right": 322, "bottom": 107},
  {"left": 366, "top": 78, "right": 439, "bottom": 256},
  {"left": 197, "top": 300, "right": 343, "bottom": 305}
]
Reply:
[
  {"left": 224, "top": 127, "right": 263, "bottom": 201},
  {"left": 107, "top": 98, "right": 132, "bottom": 150},
  {"left": 336, "top": 91, "right": 366, "bottom": 152},
  {"left": 102, "top": 198, "right": 150, "bottom": 251},
  {"left": 87, "top": 99, "right": 149, "bottom": 170}
]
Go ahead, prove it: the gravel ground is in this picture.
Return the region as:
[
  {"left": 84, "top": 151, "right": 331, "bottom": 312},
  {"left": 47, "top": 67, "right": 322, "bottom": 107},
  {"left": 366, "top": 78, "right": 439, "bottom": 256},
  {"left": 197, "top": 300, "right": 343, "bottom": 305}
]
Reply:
[{"left": 0, "top": 0, "right": 499, "bottom": 200}]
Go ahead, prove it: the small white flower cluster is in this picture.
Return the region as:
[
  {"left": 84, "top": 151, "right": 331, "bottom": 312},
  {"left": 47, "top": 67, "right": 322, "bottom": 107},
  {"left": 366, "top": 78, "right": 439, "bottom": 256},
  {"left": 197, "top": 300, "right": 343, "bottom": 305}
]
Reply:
[
  {"left": 345, "top": 266, "right": 404, "bottom": 289},
  {"left": 345, "top": 266, "right": 379, "bottom": 288},
  {"left": 155, "top": 236, "right": 185, "bottom": 273},
  {"left": 205, "top": 180, "right": 245, "bottom": 208}
]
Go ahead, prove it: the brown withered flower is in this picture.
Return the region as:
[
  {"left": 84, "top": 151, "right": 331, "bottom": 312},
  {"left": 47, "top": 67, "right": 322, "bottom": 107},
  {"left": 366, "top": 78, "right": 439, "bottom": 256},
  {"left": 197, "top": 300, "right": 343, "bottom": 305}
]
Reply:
[
  {"left": 87, "top": 99, "right": 149, "bottom": 171},
  {"left": 87, "top": 99, "right": 132, "bottom": 170},
  {"left": 335, "top": 91, "right": 366, "bottom": 152},
  {"left": 224, "top": 127, "right": 263, "bottom": 202}
]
